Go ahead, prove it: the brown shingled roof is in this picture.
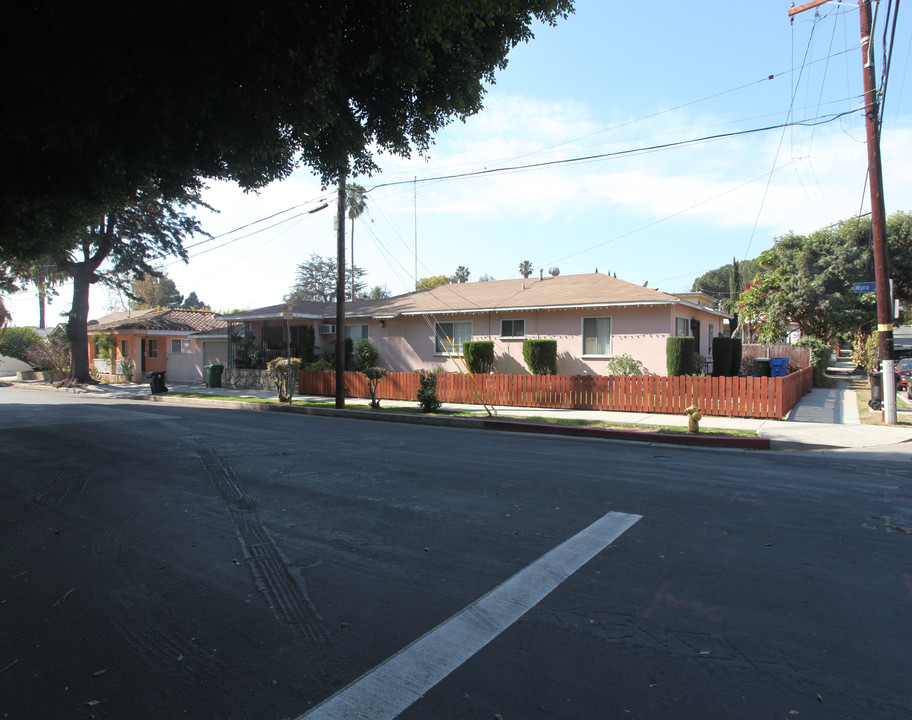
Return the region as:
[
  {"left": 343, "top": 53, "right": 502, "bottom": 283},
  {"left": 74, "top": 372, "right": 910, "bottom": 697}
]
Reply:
[
  {"left": 90, "top": 309, "right": 227, "bottom": 333},
  {"left": 348, "top": 273, "right": 685, "bottom": 317},
  {"left": 216, "top": 273, "right": 726, "bottom": 322}
]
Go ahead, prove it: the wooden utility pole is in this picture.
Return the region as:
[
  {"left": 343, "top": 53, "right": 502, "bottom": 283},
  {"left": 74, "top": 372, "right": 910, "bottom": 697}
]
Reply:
[
  {"left": 335, "top": 176, "right": 347, "bottom": 409},
  {"left": 790, "top": 0, "right": 896, "bottom": 423},
  {"left": 858, "top": 0, "right": 896, "bottom": 424}
]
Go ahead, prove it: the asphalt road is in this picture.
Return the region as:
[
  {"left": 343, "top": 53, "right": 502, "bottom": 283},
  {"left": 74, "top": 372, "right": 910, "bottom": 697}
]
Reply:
[{"left": 1, "top": 386, "right": 910, "bottom": 719}]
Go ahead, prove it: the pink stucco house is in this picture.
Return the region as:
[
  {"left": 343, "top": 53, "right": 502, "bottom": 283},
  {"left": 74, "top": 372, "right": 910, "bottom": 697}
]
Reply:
[
  {"left": 87, "top": 309, "right": 228, "bottom": 383},
  {"left": 218, "top": 273, "right": 729, "bottom": 377}
]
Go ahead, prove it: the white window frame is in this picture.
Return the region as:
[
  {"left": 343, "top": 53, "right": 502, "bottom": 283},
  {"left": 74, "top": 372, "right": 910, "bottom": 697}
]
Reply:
[
  {"left": 581, "top": 316, "right": 612, "bottom": 358},
  {"left": 708, "top": 323, "right": 715, "bottom": 342},
  {"left": 345, "top": 324, "right": 369, "bottom": 340},
  {"left": 170, "top": 338, "right": 183, "bottom": 354},
  {"left": 500, "top": 318, "right": 526, "bottom": 339},
  {"left": 434, "top": 320, "right": 472, "bottom": 355}
]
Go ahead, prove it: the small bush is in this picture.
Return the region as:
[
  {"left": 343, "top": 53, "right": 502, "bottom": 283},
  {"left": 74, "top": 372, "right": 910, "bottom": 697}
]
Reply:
[
  {"left": 416, "top": 370, "right": 442, "bottom": 412},
  {"left": 666, "top": 336, "right": 697, "bottom": 376},
  {"left": 268, "top": 357, "right": 303, "bottom": 402},
  {"left": 23, "top": 330, "right": 70, "bottom": 380},
  {"left": 306, "top": 358, "right": 333, "bottom": 372},
  {"left": 729, "top": 338, "right": 743, "bottom": 376},
  {"left": 605, "top": 353, "right": 645, "bottom": 376},
  {"left": 462, "top": 341, "right": 495, "bottom": 374},
  {"left": 711, "top": 336, "right": 732, "bottom": 377},
  {"left": 363, "top": 366, "right": 388, "bottom": 409},
  {"left": 0, "top": 326, "right": 44, "bottom": 362},
  {"left": 522, "top": 339, "right": 557, "bottom": 375},
  {"left": 353, "top": 338, "right": 380, "bottom": 370},
  {"left": 798, "top": 336, "right": 832, "bottom": 386}
]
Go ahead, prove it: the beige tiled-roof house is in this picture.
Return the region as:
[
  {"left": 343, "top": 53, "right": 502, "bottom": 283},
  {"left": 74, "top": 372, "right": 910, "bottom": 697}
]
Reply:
[
  {"left": 87, "top": 309, "right": 227, "bottom": 382},
  {"left": 218, "top": 272, "right": 729, "bottom": 376}
]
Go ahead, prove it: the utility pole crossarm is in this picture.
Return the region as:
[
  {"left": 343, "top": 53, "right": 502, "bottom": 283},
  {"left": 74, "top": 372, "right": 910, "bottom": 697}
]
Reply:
[{"left": 788, "top": 0, "right": 834, "bottom": 19}]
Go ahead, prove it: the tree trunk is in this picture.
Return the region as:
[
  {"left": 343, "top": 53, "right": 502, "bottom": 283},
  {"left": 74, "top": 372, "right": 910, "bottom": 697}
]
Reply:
[
  {"left": 67, "top": 265, "right": 94, "bottom": 383},
  {"left": 38, "top": 280, "right": 46, "bottom": 330}
]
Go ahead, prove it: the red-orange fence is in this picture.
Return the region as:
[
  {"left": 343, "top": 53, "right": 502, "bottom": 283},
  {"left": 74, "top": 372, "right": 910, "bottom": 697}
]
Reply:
[{"left": 299, "top": 367, "right": 814, "bottom": 419}]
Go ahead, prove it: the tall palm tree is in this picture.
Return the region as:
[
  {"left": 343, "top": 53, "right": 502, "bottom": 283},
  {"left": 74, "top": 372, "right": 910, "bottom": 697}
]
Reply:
[
  {"left": 454, "top": 266, "right": 470, "bottom": 283},
  {"left": 346, "top": 184, "right": 367, "bottom": 301},
  {"left": 518, "top": 260, "right": 533, "bottom": 279}
]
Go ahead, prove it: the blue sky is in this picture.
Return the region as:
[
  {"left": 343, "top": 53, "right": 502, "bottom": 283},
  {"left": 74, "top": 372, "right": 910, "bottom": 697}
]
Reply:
[{"left": 6, "top": 0, "right": 911, "bottom": 325}]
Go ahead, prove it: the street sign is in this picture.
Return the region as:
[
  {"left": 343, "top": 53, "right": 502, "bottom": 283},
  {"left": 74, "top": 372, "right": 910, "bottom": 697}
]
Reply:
[
  {"left": 282, "top": 304, "right": 293, "bottom": 320},
  {"left": 853, "top": 281, "right": 877, "bottom": 293}
]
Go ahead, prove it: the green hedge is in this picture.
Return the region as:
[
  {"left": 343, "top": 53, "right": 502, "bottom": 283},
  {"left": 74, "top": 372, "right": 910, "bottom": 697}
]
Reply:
[
  {"left": 522, "top": 339, "right": 557, "bottom": 375},
  {"left": 462, "top": 340, "right": 494, "bottom": 374},
  {"left": 798, "top": 336, "right": 831, "bottom": 386},
  {"left": 666, "top": 336, "right": 697, "bottom": 376},
  {"left": 711, "top": 336, "right": 732, "bottom": 377}
]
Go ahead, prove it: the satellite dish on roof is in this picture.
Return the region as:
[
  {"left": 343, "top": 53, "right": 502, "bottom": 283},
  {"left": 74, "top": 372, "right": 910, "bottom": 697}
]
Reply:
[{"left": 549, "top": 267, "right": 560, "bottom": 276}]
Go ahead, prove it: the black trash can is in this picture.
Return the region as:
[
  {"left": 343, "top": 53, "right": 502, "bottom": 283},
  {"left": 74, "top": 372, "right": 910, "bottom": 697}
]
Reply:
[
  {"left": 207, "top": 364, "right": 224, "bottom": 388},
  {"left": 149, "top": 371, "right": 168, "bottom": 394},
  {"left": 754, "top": 358, "right": 771, "bottom": 377}
]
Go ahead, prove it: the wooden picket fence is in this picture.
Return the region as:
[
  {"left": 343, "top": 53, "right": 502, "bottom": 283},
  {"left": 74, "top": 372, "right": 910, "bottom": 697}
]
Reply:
[{"left": 299, "top": 367, "right": 814, "bottom": 419}]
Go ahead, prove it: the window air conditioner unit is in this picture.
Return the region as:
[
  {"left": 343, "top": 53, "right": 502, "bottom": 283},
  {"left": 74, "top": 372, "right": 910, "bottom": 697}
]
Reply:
[{"left": 319, "top": 324, "right": 336, "bottom": 334}]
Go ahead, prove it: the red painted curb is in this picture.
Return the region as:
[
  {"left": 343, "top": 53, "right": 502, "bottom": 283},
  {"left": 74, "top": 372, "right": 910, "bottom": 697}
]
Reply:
[{"left": 482, "top": 418, "right": 770, "bottom": 450}]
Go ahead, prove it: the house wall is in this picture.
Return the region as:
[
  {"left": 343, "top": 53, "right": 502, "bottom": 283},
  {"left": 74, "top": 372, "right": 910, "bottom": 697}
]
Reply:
[
  {"left": 89, "top": 331, "right": 201, "bottom": 381},
  {"left": 365, "top": 305, "right": 724, "bottom": 376}
]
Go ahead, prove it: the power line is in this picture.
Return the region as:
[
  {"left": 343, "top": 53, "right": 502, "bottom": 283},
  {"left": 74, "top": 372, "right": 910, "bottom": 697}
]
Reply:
[{"left": 366, "top": 110, "right": 860, "bottom": 194}]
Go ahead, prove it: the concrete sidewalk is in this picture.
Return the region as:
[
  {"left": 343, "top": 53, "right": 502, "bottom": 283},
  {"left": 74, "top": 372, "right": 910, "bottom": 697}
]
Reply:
[{"left": 5, "top": 372, "right": 912, "bottom": 451}]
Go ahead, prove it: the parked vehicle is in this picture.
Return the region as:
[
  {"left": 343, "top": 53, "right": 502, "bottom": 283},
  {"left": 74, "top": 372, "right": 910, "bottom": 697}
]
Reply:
[{"left": 897, "top": 358, "right": 912, "bottom": 391}]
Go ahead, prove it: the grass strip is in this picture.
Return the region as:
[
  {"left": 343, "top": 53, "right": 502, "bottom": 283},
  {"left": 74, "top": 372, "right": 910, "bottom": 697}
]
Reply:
[{"left": 168, "top": 392, "right": 758, "bottom": 438}]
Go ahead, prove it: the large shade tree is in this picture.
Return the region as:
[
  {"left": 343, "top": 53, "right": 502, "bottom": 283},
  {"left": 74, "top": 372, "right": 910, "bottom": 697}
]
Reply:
[
  {"left": 737, "top": 212, "right": 912, "bottom": 344},
  {"left": 58, "top": 186, "right": 207, "bottom": 383},
  {"left": 1, "top": 2, "right": 574, "bottom": 263}
]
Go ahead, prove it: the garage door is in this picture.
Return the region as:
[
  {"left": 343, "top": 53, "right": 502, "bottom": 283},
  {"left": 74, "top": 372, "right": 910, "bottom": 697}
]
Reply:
[{"left": 203, "top": 341, "right": 228, "bottom": 366}]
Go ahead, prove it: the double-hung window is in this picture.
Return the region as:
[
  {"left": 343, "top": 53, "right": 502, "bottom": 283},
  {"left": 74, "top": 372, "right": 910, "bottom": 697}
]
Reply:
[
  {"left": 675, "top": 317, "right": 691, "bottom": 337},
  {"left": 582, "top": 316, "right": 611, "bottom": 357},
  {"left": 500, "top": 318, "right": 525, "bottom": 338},
  {"left": 434, "top": 321, "right": 472, "bottom": 354},
  {"left": 345, "top": 324, "right": 369, "bottom": 340},
  {"left": 148, "top": 339, "right": 158, "bottom": 358}
]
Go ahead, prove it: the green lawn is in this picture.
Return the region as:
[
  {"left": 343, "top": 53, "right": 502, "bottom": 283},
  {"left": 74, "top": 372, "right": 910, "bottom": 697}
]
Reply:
[{"left": 168, "top": 392, "right": 758, "bottom": 438}]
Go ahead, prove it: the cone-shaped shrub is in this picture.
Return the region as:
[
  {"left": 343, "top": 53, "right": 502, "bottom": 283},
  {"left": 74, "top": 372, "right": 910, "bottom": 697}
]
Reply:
[
  {"left": 711, "top": 336, "right": 732, "bottom": 377},
  {"left": 522, "top": 339, "right": 557, "bottom": 375},
  {"left": 462, "top": 341, "right": 495, "bottom": 374},
  {"left": 666, "top": 336, "right": 696, "bottom": 376}
]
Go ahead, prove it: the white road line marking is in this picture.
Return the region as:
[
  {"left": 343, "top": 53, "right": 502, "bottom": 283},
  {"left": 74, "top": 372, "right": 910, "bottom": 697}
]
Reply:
[{"left": 298, "top": 510, "right": 641, "bottom": 720}]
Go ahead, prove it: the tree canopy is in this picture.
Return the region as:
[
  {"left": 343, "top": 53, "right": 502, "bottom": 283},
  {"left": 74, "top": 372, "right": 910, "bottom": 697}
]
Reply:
[
  {"left": 416, "top": 276, "right": 451, "bottom": 291},
  {"left": 692, "top": 258, "right": 761, "bottom": 312},
  {"left": 285, "top": 254, "right": 366, "bottom": 303},
  {"left": 1, "top": 2, "right": 573, "bottom": 261},
  {"left": 131, "top": 274, "right": 184, "bottom": 310},
  {"left": 737, "top": 212, "right": 912, "bottom": 344}
]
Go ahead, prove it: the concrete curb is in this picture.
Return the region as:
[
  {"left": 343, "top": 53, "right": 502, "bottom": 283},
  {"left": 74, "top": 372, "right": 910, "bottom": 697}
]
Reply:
[{"left": 143, "top": 393, "right": 769, "bottom": 450}]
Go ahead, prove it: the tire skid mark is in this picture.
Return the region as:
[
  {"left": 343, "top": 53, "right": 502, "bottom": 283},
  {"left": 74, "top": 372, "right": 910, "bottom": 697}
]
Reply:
[
  {"left": 91, "top": 513, "right": 220, "bottom": 678},
  {"left": 34, "top": 442, "right": 91, "bottom": 509},
  {"left": 192, "top": 442, "right": 329, "bottom": 646}
]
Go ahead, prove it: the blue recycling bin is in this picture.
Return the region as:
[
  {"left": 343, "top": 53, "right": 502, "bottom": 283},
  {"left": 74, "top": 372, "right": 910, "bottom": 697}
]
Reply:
[{"left": 769, "top": 357, "right": 789, "bottom": 377}]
